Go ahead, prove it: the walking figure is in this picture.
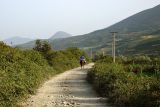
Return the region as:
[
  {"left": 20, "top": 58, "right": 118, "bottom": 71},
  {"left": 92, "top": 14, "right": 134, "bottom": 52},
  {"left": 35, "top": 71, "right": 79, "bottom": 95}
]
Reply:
[{"left": 80, "top": 55, "right": 86, "bottom": 69}]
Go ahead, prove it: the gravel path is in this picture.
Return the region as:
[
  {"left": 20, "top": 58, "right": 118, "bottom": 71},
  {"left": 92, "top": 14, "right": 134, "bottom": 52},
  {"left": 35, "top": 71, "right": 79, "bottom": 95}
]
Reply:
[{"left": 20, "top": 63, "right": 111, "bottom": 107}]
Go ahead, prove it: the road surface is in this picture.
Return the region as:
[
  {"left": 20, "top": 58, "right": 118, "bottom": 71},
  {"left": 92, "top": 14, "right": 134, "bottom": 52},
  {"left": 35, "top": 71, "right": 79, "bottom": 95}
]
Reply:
[{"left": 20, "top": 63, "right": 111, "bottom": 107}]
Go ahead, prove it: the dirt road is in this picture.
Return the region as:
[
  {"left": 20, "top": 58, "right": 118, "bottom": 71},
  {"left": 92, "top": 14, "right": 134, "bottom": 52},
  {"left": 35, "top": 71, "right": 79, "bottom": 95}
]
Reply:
[{"left": 21, "top": 63, "right": 111, "bottom": 107}]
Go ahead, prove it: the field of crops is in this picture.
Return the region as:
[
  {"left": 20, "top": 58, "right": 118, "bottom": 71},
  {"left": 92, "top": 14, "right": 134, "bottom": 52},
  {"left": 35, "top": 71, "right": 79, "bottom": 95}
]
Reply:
[
  {"left": 0, "top": 42, "right": 88, "bottom": 107},
  {"left": 88, "top": 55, "right": 160, "bottom": 107}
]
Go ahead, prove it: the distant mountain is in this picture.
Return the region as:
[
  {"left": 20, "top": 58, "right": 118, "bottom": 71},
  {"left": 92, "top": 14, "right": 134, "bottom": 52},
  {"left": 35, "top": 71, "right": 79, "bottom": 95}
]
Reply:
[
  {"left": 49, "top": 31, "right": 72, "bottom": 40},
  {"left": 18, "top": 5, "right": 160, "bottom": 55},
  {"left": 16, "top": 31, "right": 72, "bottom": 49},
  {"left": 3, "top": 36, "right": 33, "bottom": 46}
]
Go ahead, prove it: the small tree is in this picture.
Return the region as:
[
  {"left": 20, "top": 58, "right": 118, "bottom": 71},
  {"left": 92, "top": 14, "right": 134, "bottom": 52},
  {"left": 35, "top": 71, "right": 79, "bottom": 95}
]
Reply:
[
  {"left": 33, "top": 39, "right": 42, "bottom": 52},
  {"left": 34, "top": 40, "right": 52, "bottom": 53},
  {"left": 41, "top": 41, "right": 52, "bottom": 53}
]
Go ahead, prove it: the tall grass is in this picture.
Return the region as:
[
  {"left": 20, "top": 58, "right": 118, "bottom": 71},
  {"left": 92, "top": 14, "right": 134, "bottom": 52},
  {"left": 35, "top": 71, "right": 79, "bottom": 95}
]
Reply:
[
  {"left": 87, "top": 55, "right": 160, "bottom": 107},
  {"left": 0, "top": 42, "right": 88, "bottom": 107}
]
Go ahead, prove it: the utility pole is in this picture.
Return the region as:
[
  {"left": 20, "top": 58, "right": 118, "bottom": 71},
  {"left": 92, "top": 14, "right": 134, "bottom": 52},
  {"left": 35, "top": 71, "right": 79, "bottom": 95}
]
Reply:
[
  {"left": 90, "top": 48, "right": 93, "bottom": 59},
  {"left": 102, "top": 49, "right": 105, "bottom": 56},
  {"left": 110, "top": 32, "right": 117, "bottom": 63},
  {"left": 112, "top": 42, "right": 113, "bottom": 57},
  {"left": 102, "top": 51, "right": 104, "bottom": 56}
]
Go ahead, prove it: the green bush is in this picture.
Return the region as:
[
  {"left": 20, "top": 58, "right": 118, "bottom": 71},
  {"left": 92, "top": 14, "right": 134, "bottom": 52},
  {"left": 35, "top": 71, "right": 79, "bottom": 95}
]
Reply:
[
  {"left": 87, "top": 56, "right": 160, "bottom": 107},
  {"left": 0, "top": 42, "right": 88, "bottom": 107}
]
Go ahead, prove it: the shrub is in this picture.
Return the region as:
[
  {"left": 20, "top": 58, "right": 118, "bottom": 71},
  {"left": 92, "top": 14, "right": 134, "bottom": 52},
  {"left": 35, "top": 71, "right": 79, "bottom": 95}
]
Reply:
[
  {"left": 0, "top": 43, "right": 88, "bottom": 107},
  {"left": 87, "top": 56, "right": 160, "bottom": 107}
]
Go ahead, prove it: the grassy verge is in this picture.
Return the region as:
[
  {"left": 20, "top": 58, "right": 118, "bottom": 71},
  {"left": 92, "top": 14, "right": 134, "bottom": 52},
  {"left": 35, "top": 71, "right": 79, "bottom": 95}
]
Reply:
[{"left": 87, "top": 55, "right": 160, "bottom": 107}]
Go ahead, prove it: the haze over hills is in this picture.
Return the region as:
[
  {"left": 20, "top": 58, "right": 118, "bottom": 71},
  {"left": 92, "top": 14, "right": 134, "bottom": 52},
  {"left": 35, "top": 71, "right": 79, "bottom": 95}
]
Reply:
[
  {"left": 18, "top": 4, "right": 160, "bottom": 55},
  {"left": 16, "top": 31, "right": 72, "bottom": 49},
  {"left": 3, "top": 36, "right": 33, "bottom": 46}
]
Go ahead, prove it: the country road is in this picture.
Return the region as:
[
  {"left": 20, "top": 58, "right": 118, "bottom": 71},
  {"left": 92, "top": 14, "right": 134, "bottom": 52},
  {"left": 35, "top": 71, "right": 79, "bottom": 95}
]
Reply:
[{"left": 20, "top": 63, "right": 111, "bottom": 107}]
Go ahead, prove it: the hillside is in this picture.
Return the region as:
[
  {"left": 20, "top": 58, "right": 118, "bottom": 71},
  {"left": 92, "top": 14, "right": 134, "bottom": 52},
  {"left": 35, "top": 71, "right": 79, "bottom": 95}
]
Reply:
[{"left": 18, "top": 5, "right": 160, "bottom": 55}]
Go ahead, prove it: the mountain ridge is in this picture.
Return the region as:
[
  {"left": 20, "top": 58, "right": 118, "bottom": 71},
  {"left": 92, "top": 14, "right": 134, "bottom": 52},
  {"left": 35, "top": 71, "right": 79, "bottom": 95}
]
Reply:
[
  {"left": 51, "top": 4, "right": 160, "bottom": 54},
  {"left": 17, "top": 4, "right": 160, "bottom": 55},
  {"left": 49, "top": 31, "right": 72, "bottom": 40}
]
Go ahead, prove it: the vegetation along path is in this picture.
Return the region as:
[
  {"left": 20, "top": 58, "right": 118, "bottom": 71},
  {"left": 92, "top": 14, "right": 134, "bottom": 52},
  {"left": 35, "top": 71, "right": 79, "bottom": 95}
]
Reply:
[{"left": 20, "top": 63, "right": 111, "bottom": 107}]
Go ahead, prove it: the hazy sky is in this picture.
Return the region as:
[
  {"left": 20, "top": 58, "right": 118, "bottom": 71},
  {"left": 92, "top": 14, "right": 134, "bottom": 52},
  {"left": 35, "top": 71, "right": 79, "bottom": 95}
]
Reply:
[{"left": 0, "top": 0, "right": 160, "bottom": 40}]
